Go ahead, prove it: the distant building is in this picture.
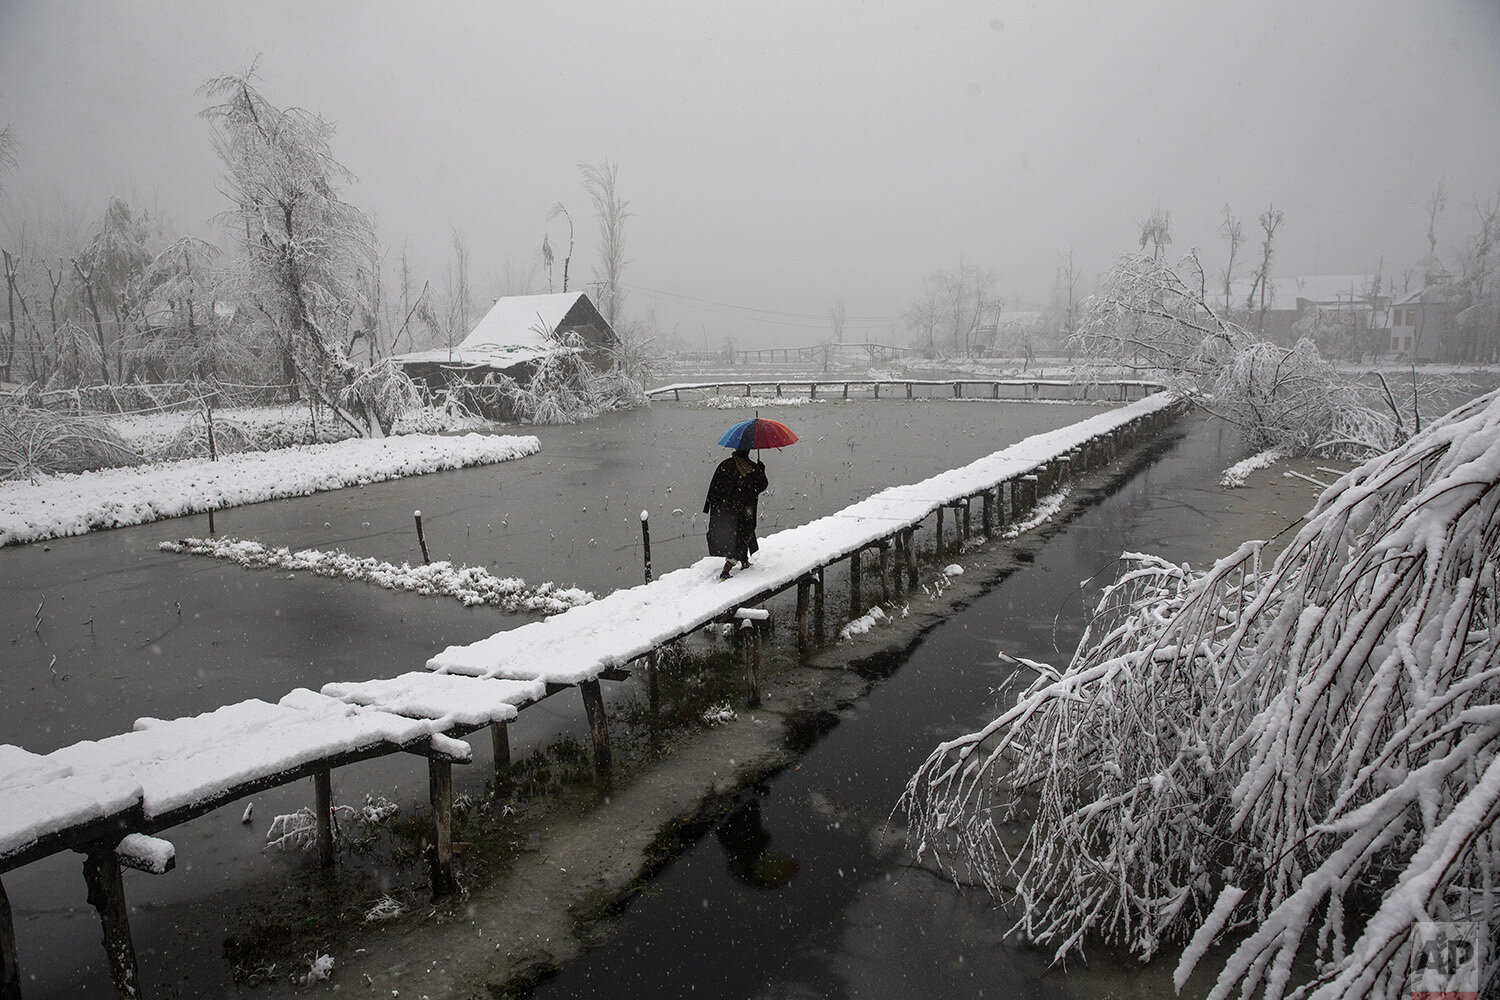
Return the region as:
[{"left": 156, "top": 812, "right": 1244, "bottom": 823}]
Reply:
[
  {"left": 391, "top": 292, "right": 618, "bottom": 406},
  {"left": 1230, "top": 275, "right": 1385, "bottom": 345}
]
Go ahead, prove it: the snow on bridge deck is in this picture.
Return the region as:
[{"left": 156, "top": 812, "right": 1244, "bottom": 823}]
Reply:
[{"left": 422, "top": 391, "right": 1180, "bottom": 686}]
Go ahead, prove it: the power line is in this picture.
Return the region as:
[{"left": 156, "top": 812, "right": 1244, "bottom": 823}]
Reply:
[{"left": 625, "top": 282, "right": 904, "bottom": 326}]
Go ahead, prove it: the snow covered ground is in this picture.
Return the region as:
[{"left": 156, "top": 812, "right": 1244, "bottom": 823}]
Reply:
[{"left": 0, "top": 432, "right": 539, "bottom": 546}]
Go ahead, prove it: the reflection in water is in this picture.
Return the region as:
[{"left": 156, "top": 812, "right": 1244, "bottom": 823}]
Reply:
[{"left": 716, "top": 795, "right": 800, "bottom": 890}]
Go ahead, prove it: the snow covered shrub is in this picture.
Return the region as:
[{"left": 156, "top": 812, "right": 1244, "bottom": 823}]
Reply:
[
  {"left": 905, "top": 388, "right": 1500, "bottom": 999},
  {"left": 0, "top": 405, "right": 138, "bottom": 480},
  {"left": 155, "top": 411, "right": 259, "bottom": 460},
  {"left": 336, "top": 358, "right": 420, "bottom": 437},
  {"left": 492, "top": 338, "right": 598, "bottom": 425}
]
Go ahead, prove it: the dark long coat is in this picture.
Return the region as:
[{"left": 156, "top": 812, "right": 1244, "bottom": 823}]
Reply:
[{"left": 704, "top": 453, "right": 769, "bottom": 561}]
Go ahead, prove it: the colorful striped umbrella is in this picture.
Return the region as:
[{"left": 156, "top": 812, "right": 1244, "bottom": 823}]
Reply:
[{"left": 716, "top": 417, "right": 799, "bottom": 450}]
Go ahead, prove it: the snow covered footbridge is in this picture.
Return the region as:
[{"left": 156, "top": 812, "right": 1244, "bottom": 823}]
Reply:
[
  {"left": 0, "top": 390, "right": 1181, "bottom": 999},
  {"left": 647, "top": 376, "right": 1164, "bottom": 402}
]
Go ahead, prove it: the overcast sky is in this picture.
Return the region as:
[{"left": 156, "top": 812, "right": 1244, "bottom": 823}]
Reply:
[{"left": 2, "top": 0, "right": 1499, "bottom": 348}]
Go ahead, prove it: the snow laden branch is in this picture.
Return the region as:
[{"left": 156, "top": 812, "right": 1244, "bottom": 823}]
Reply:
[
  {"left": 1074, "top": 251, "right": 1402, "bottom": 459},
  {"left": 903, "top": 388, "right": 1500, "bottom": 999}
]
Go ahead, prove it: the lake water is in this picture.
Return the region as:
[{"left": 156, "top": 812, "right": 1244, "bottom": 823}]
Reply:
[{"left": 1, "top": 395, "right": 1121, "bottom": 998}]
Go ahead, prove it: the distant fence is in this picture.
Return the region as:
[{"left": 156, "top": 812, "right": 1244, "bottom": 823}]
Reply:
[
  {"left": 671, "top": 342, "right": 923, "bottom": 367},
  {"left": 648, "top": 378, "right": 1166, "bottom": 403},
  {"left": 0, "top": 380, "right": 295, "bottom": 415}
]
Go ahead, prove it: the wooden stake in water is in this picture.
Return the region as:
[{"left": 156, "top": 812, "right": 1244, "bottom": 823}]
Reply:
[
  {"left": 414, "top": 510, "right": 431, "bottom": 565},
  {"left": 206, "top": 401, "right": 217, "bottom": 536},
  {"left": 640, "top": 510, "right": 652, "bottom": 583}
]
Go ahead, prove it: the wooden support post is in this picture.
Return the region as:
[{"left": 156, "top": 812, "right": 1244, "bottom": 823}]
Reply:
[
  {"left": 490, "top": 720, "right": 512, "bottom": 784},
  {"left": 796, "top": 576, "right": 812, "bottom": 653},
  {"left": 842, "top": 382, "right": 850, "bottom": 399},
  {"left": 952, "top": 382, "right": 961, "bottom": 398},
  {"left": 1058, "top": 455, "right": 1071, "bottom": 485},
  {"left": 414, "top": 510, "right": 431, "bottom": 565},
  {"left": 1, "top": 876, "right": 20, "bottom": 1000},
  {"left": 959, "top": 500, "right": 971, "bottom": 543},
  {"left": 428, "top": 758, "right": 458, "bottom": 897},
  {"left": 848, "top": 549, "right": 863, "bottom": 617},
  {"left": 1011, "top": 478, "right": 1024, "bottom": 521},
  {"left": 873, "top": 383, "right": 880, "bottom": 399},
  {"left": 579, "top": 679, "right": 613, "bottom": 780},
  {"left": 935, "top": 506, "right": 945, "bottom": 555},
  {"left": 742, "top": 620, "right": 761, "bottom": 708},
  {"left": 904, "top": 527, "right": 918, "bottom": 589},
  {"left": 314, "top": 768, "right": 335, "bottom": 868},
  {"left": 891, "top": 533, "right": 904, "bottom": 596},
  {"left": 813, "top": 566, "right": 825, "bottom": 644},
  {"left": 982, "top": 489, "right": 994, "bottom": 537},
  {"left": 82, "top": 848, "right": 140, "bottom": 1000},
  {"left": 640, "top": 511, "right": 653, "bottom": 583},
  {"left": 646, "top": 649, "right": 660, "bottom": 715},
  {"left": 878, "top": 540, "right": 890, "bottom": 602},
  {"left": 906, "top": 382, "right": 913, "bottom": 399}
]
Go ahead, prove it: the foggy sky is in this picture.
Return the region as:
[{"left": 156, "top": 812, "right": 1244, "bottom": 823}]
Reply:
[{"left": 2, "top": 0, "right": 1499, "bottom": 349}]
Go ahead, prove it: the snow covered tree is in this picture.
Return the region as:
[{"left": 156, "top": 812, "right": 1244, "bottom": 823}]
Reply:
[
  {"left": 200, "top": 65, "right": 397, "bottom": 436},
  {"left": 73, "top": 196, "right": 156, "bottom": 383},
  {"left": 1075, "top": 249, "right": 1401, "bottom": 458},
  {"left": 905, "top": 387, "right": 1500, "bottom": 999}
]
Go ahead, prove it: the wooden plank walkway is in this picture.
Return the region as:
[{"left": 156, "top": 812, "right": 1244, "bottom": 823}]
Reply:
[
  {"left": 0, "top": 390, "right": 1183, "bottom": 1000},
  {"left": 647, "top": 377, "right": 1163, "bottom": 402}
]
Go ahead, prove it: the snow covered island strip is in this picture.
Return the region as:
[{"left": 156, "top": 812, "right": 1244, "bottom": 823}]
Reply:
[
  {"left": 426, "top": 392, "right": 1181, "bottom": 685},
  {"left": 159, "top": 536, "right": 594, "bottom": 615},
  {"left": 0, "top": 432, "right": 540, "bottom": 547}
]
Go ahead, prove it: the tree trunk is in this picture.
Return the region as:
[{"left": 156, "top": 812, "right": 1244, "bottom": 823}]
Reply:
[{"left": 73, "top": 260, "right": 111, "bottom": 385}]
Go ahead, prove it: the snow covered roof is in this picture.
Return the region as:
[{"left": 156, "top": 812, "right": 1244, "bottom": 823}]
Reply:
[
  {"left": 391, "top": 292, "right": 609, "bottom": 369},
  {"left": 464, "top": 292, "right": 596, "bottom": 349}
]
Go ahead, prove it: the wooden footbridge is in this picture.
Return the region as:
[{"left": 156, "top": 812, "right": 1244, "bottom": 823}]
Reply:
[
  {"left": 0, "top": 390, "right": 1182, "bottom": 999},
  {"left": 647, "top": 377, "right": 1162, "bottom": 402}
]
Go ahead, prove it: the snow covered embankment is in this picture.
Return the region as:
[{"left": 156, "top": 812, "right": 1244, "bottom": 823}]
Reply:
[
  {"left": 0, "top": 433, "right": 540, "bottom": 547},
  {"left": 160, "top": 536, "right": 593, "bottom": 615}
]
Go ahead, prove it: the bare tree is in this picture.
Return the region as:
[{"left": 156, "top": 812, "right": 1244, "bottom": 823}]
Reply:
[
  {"left": 903, "top": 280, "right": 941, "bottom": 357},
  {"left": 1137, "top": 205, "right": 1172, "bottom": 261},
  {"left": 1218, "top": 204, "right": 1243, "bottom": 314},
  {"left": 829, "top": 297, "right": 847, "bottom": 346},
  {"left": 1419, "top": 178, "right": 1448, "bottom": 256},
  {"left": 1245, "top": 204, "right": 1284, "bottom": 335},
  {"left": 1054, "top": 249, "right": 1081, "bottom": 340},
  {"left": 443, "top": 227, "right": 473, "bottom": 350},
  {"left": 579, "top": 159, "right": 629, "bottom": 328},
  {"left": 545, "top": 201, "right": 573, "bottom": 293},
  {"left": 199, "top": 64, "right": 400, "bottom": 435}
]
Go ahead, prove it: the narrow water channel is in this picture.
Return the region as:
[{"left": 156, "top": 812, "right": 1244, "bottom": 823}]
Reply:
[{"left": 531, "top": 416, "right": 1267, "bottom": 1000}]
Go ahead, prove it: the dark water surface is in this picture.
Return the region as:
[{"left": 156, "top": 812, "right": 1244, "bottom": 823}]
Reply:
[
  {"left": 532, "top": 416, "right": 1257, "bottom": 1000},
  {"left": 0, "top": 398, "right": 1108, "bottom": 998}
]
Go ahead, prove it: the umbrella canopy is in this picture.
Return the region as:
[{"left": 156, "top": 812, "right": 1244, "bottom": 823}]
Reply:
[{"left": 717, "top": 417, "right": 799, "bottom": 450}]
